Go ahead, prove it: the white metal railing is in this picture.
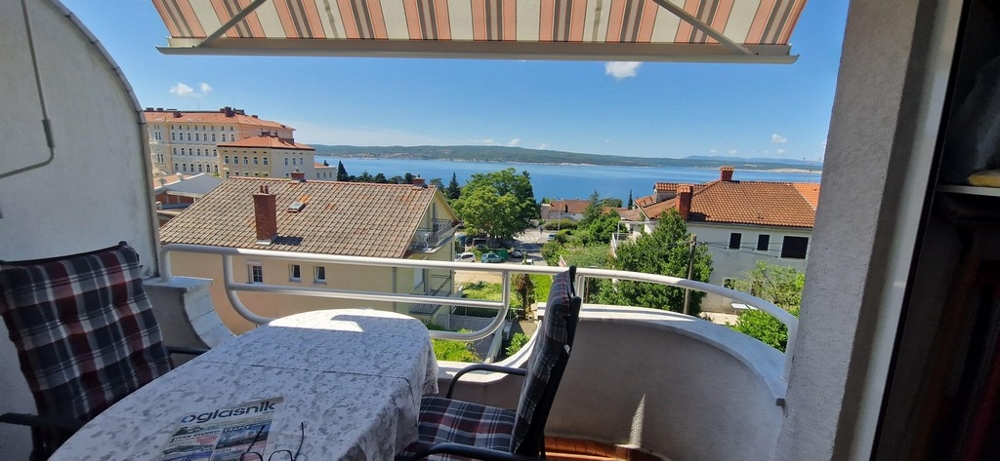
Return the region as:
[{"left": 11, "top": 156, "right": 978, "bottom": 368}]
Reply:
[{"left": 158, "top": 243, "right": 798, "bottom": 380}]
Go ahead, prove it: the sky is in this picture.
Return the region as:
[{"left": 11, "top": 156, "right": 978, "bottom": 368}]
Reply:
[{"left": 61, "top": 1, "right": 848, "bottom": 161}]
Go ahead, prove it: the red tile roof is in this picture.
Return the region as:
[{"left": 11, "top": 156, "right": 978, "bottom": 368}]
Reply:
[
  {"left": 217, "top": 136, "right": 314, "bottom": 150},
  {"left": 549, "top": 199, "right": 590, "bottom": 214},
  {"left": 159, "top": 178, "right": 453, "bottom": 258},
  {"left": 639, "top": 180, "right": 819, "bottom": 228},
  {"left": 143, "top": 110, "right": 291, "bottom": 130}
]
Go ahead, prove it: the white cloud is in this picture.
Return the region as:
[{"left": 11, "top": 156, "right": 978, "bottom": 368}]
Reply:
[
  {"left": 605, "top": 62, "right": 641, "bottom": 80},
  {"left": 507, "top": 138, "right": 521, "bottom": 147},
  {"left": 777, "top": 148, "right": 786, "bottom": 154},
  {"left": 169, "top": 83, "right": 194, "bottom": 97},
  {"left": 727, "top": 149, "right": 738, "bottom": 155},
  {"left": 709, "top": 149, "right": 717, "bottom": 154},
  {"left": 538, "top": 143, "right": 548, "bottom": 150},
  {"left": 470, "top": 139, "right": 497, "bottom": 145},
  {"left": 771, "top": 133, "right": 788, "bottom": 143},
  {"left": 170, "top": 82, "right": 212, "bottom": 97}
]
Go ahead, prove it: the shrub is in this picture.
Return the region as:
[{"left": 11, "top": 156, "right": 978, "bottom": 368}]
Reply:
[{"left": 506, "top": 332, "right": 530, "bottom": 356}]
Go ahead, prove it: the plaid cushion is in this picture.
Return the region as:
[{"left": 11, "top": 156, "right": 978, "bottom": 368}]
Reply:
[
  {"left": 399, "top": 396, "right": 516, "bottom": 461},
  {"left": 0, "top": 243, "right": 170, "bottom": 426},
  {"left": 511, "top": 269, "right": 578, "bottom": 453}
]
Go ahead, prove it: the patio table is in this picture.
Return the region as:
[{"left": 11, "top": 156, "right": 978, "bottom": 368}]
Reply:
[{"left": 49, "top": 309, "right": 439, "bottom": 461}]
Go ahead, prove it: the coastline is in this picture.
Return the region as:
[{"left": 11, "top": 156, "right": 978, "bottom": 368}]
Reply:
[{"left": 315, "top": 155, "right": 822, "bottom": 173}]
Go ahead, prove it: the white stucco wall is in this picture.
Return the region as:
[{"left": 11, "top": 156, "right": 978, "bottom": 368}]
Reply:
[
  {"left": 688, "top": 223, "right": 811, "bottom": 311},
  {"left": 0, "top": 1, "right": 158, "bottom": 457}
]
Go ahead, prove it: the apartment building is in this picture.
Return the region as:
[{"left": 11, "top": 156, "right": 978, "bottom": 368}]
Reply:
[
  {"left": 218, "top": 134, "right": 315, "bottom": 179},
  {"left": 144, "top": 107, "right": 297, "bottom": 175}
]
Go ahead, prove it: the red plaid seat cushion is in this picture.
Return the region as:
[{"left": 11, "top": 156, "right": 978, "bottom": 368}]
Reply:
[
  {"left": 0, "top": 243, "right": 170, "bottom": 426},
  {"left": 398, "top": 396, "right": 516, "bottom": 461}
]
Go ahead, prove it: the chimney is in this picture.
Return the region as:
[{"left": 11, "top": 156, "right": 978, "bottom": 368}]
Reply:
[
  {"left": 172, "top": 110, "right": 182, "bottom": 118},
  {"left": 251, "top": 115, "right": 259, "bottom": 119},
  {"left": 156, "top": 107, "right": 163, "bottom": 111},
  {"left": 720, "top": 166, "right": 735, "bottom": 182},
  {"left": 412, "top": 177, "right": 426, "bottom": 188},
  {"left": 145, "top": 107, "right": 153, "bottom": 111},
  {"left": 290, "top": 171, "right": 306, "bottom": 182},
  {"left": 224, "top": 106, "right": 234, "bottom": 117},
  {"left": 677, "top": 185, "right": 693, "bottom": 220},
  {"left": 253, "top": 185, "right": 277, "bottom": 244}
]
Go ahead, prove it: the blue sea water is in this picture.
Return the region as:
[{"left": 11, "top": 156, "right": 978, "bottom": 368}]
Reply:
[{"left": 316, "top": 157, "right": 822, "bottom": 203}]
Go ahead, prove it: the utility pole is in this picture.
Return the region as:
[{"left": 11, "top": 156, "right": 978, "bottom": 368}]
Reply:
[{"left": 683, "top": 235, "right": 697, "bottom": 315}]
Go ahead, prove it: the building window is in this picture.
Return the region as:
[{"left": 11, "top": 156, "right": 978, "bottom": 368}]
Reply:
[
  {"left": 253, "top": 157, "right": 259, "bottom": 165},
  {"left": 729, "top": 233, "right": 742, "bottom": 249},
  {"left": 213, "top": 165, "right": 218, "bottom": 173},
  {"left": 314, "top": 266, "right": 326, "bottom": 283},
  {"left": 224, "top": 156, "right": 229, "bottom": 164},
  {"left": 213, "top": 149, "right": 217, "bottom": 157},
  {"left": 187, "top": 133, "right": 191, "bottom": 141},
  {"left": 230, "top": 134, "right": 235, "bottom": 141},
  {"left": 195, "top": 133, "right": 199, "bottom": 141},
  {"left": 181, "top": 148, "right": 186, "bottom": 155},
  {"left": 197, "top": 149, "right": 201, "bottom": 156},
  {"left": 781, "top": 236, "right": 809, "bottom": 259},
  {"left": 212, "top": 134, "right": 216, "bottom": 141},
  {"left": 289, "top": 264, "right": 301, "bottom": 281},
  {"left": 172, "top": 148, "right": 177, "bottom": 155},
  {"left": 757, "top": 234, "right": 770, "bottom": 251},
  {"left": 225, "top": 171, "right": 230, "bottom": 178},
  {"left": 243, "top": 157, "right": 249, "bottom": 165},
  {"left": 248, "top": 264, "right": 263, "bottom": 284},
  {"left": 263, "top": 157, "right": 268, "bottom": 165},
  {"left": 182, "top": 164, "right": 187, "bottom": 172},
  {"left": 284, "top": 158, "right": 289, "bottom": 166},
  {"left": 171, "top": 133, "right": 175, "bottom": 141},
  {"left": 197, "top": 164, "right": 203, "bottom": 172},
  {"left": 174, "top": 163, "right": 178, "bottom": 171}
]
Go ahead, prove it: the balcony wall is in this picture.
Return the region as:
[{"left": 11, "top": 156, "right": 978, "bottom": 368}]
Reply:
[{"left": 445, "top": 306, "right": 787, "bottom": 461}]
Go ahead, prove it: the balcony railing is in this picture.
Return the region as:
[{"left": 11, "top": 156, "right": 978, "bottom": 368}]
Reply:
[
  {"left": 410, "top": 219, "right": 458, "bottom": 251},
  {"left": 159, "top": 243, "right": 797, "bottom": 380}
]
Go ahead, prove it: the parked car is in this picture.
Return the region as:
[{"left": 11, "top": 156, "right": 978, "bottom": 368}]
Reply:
[
  {"left": 455, "top": 252, "right": 475, "bottom": 261},
  {"left": 481, "top": 252, "right": 504, "bottom": 263},
  {"left": 510, "top": 250, "right": 523, "bottom": 259},
  {"left": 546, "top": 233, "right": 556, "bottom": 241}
]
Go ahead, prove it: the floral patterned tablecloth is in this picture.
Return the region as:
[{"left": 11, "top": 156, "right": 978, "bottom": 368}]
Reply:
[{"left": 50, "top": 309, "right": 439, "bottom": 461}]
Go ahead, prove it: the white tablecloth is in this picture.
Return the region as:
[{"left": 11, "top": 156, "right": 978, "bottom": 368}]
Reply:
[{"left": 51, "top": 309, "right": 439, "bottom": 461}]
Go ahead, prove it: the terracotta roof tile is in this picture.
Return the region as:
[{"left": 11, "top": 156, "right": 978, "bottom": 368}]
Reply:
[
  {"left": 639, "top": 181, "right": 819, "bottom": 228},
  {"left": 792, "top": 183, "right": 820, "bottom": 209},
  {"left": 143, "top": 111, "right": 291, "bottom": 130},
  {"left": 159, "top": 178, "right": 452, "bottom": 258},
  {"left": 549, "top": 199, "right": 590, "bottom": 214},
  {"left": 218, "top": 136, "right": 314, "bottom": 150}
]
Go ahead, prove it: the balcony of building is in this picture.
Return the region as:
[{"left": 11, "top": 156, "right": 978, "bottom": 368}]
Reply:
[{"left": 410, "top": 219, "right": 460, "bottom": 253}]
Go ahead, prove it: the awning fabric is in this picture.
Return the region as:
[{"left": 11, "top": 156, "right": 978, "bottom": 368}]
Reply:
[{"left": 153, "top": 0, "right": 806, "bottom": 63}]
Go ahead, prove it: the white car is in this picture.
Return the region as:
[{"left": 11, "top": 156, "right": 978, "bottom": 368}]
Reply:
[{"left": 455, "top": 252, "right": 475, "bottom": 261}]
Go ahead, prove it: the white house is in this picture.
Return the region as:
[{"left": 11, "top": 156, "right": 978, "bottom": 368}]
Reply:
[{"left": 622, "top": 166, "right": 820, "bottom": 312}]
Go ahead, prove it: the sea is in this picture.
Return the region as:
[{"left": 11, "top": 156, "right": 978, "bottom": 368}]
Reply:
[{"left": 316, "top": 157, "right": 822, "bottom": 203}]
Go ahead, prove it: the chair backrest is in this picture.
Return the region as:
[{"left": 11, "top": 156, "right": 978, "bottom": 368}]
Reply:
[
  {"left": 0, "top": 242, "right": 171, "bottom": 427},
  {"left": 510, "top": 266, "right": 582, "bottom": 455}
]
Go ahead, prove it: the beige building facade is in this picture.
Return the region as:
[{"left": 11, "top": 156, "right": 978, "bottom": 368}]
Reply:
[{"left": 218, "top": 135, "right": 315, "bottom": 179}]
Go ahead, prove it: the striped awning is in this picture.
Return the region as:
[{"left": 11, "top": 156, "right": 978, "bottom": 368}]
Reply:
[{"left": 153, "top": 0, "right": 806, "bottom": 63}]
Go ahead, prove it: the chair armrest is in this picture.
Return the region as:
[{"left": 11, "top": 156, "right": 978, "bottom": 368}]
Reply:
[
  {"left": 0, "top": 412, "right": 84, "bottom": 431},
  {"left": 403, "top": 443, "right": 541, "bottom": 461},
  {"left": 166, "top": 346, "right": 208, "bottom": 356},
  {"left": 447, "top": 364, "right": 526, "bottom": 398}
]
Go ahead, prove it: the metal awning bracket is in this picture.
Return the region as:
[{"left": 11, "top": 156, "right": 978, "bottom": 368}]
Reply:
[
  {"left": 651, "top": 0, "right": 754, "bottom": 56},
  {"left": 199, "top": 0, "right": 270, "bottom": 48}
]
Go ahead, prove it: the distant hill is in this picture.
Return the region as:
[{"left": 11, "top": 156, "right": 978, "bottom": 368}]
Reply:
[
  {"left": 683, "top": 155, "right": 819, "bottom": 166},
  {"left": 310, "top": 145, "right": 821, "bottom": 171}
]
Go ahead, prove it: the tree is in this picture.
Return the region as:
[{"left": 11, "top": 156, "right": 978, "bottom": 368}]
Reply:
[
  {"left": 596, "top": 210, "right": 712, "bottom": 315},
  {"left": 429, "top": 177, "right": 444, "bottom": 188},
  {"left": 600, "top": 198, "right": 623, "bottom": 208},
  {"left": 727, "top": 261, "right": 804, "bottom": 351},
  {"left": 336, "top": 161, "right": 349, "bottom": 181},
  {"left": 373, "top": 172, "right": 388, "bottom": 184},
  {"left": 323, "top": 160, "right": 329, "bottom": 166},
  {"left": 627, "top": 190, "right": 634, "bottom": 209},
  {"left": 580, "top": 190, "right": 602, "bottom": 226},
  {"left": 452, "top": 168, "right": 538, "bottom": 243},
  {"left": 356, "top": 170, "right": 374, "bottom": 182},
  {"left": 513, "top": 273, "right": 535, "bottom": 320},
  {"left": 404, "top": 172, "right": 414, "bottom": 184},
  {"left": 447, "top": 173, "right": 462, "bottom": 201}
]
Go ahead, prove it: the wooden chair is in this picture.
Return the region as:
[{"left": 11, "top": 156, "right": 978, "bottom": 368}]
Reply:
[
  {"left": 0, "top": 242, "right": 203, "bottom": 460},
  {"left": 398, "top": 267, "right": 582, "bottom": 461}
]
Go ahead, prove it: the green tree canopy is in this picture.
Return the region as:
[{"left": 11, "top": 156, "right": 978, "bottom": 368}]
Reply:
[
  {"left": 596, "top": 210, "right": 712, "bottom": 315},
  {"left": 447, "top": 172, "right": 462, "bottom": 200},
  {"left": 336, "top": 161, "right": 349, "bottom": 181},
  {"left": 727, "top": 261, "right": 804, "bottom": 351},
  {"left": 452, "top": 168, "right": 537, "bottom": 243}
]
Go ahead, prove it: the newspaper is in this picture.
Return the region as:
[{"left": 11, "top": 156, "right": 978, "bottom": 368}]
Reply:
[{"left": 158, "top": 397, "right": 283, "bottom": 461}]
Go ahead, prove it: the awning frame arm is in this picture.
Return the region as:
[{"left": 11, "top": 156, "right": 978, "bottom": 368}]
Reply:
[
  {"left": 651, "top": 0, "right": 754, "bottom": 56},
  {"left": 199, "top": 0, "right": 270, "bottom": 48}
]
